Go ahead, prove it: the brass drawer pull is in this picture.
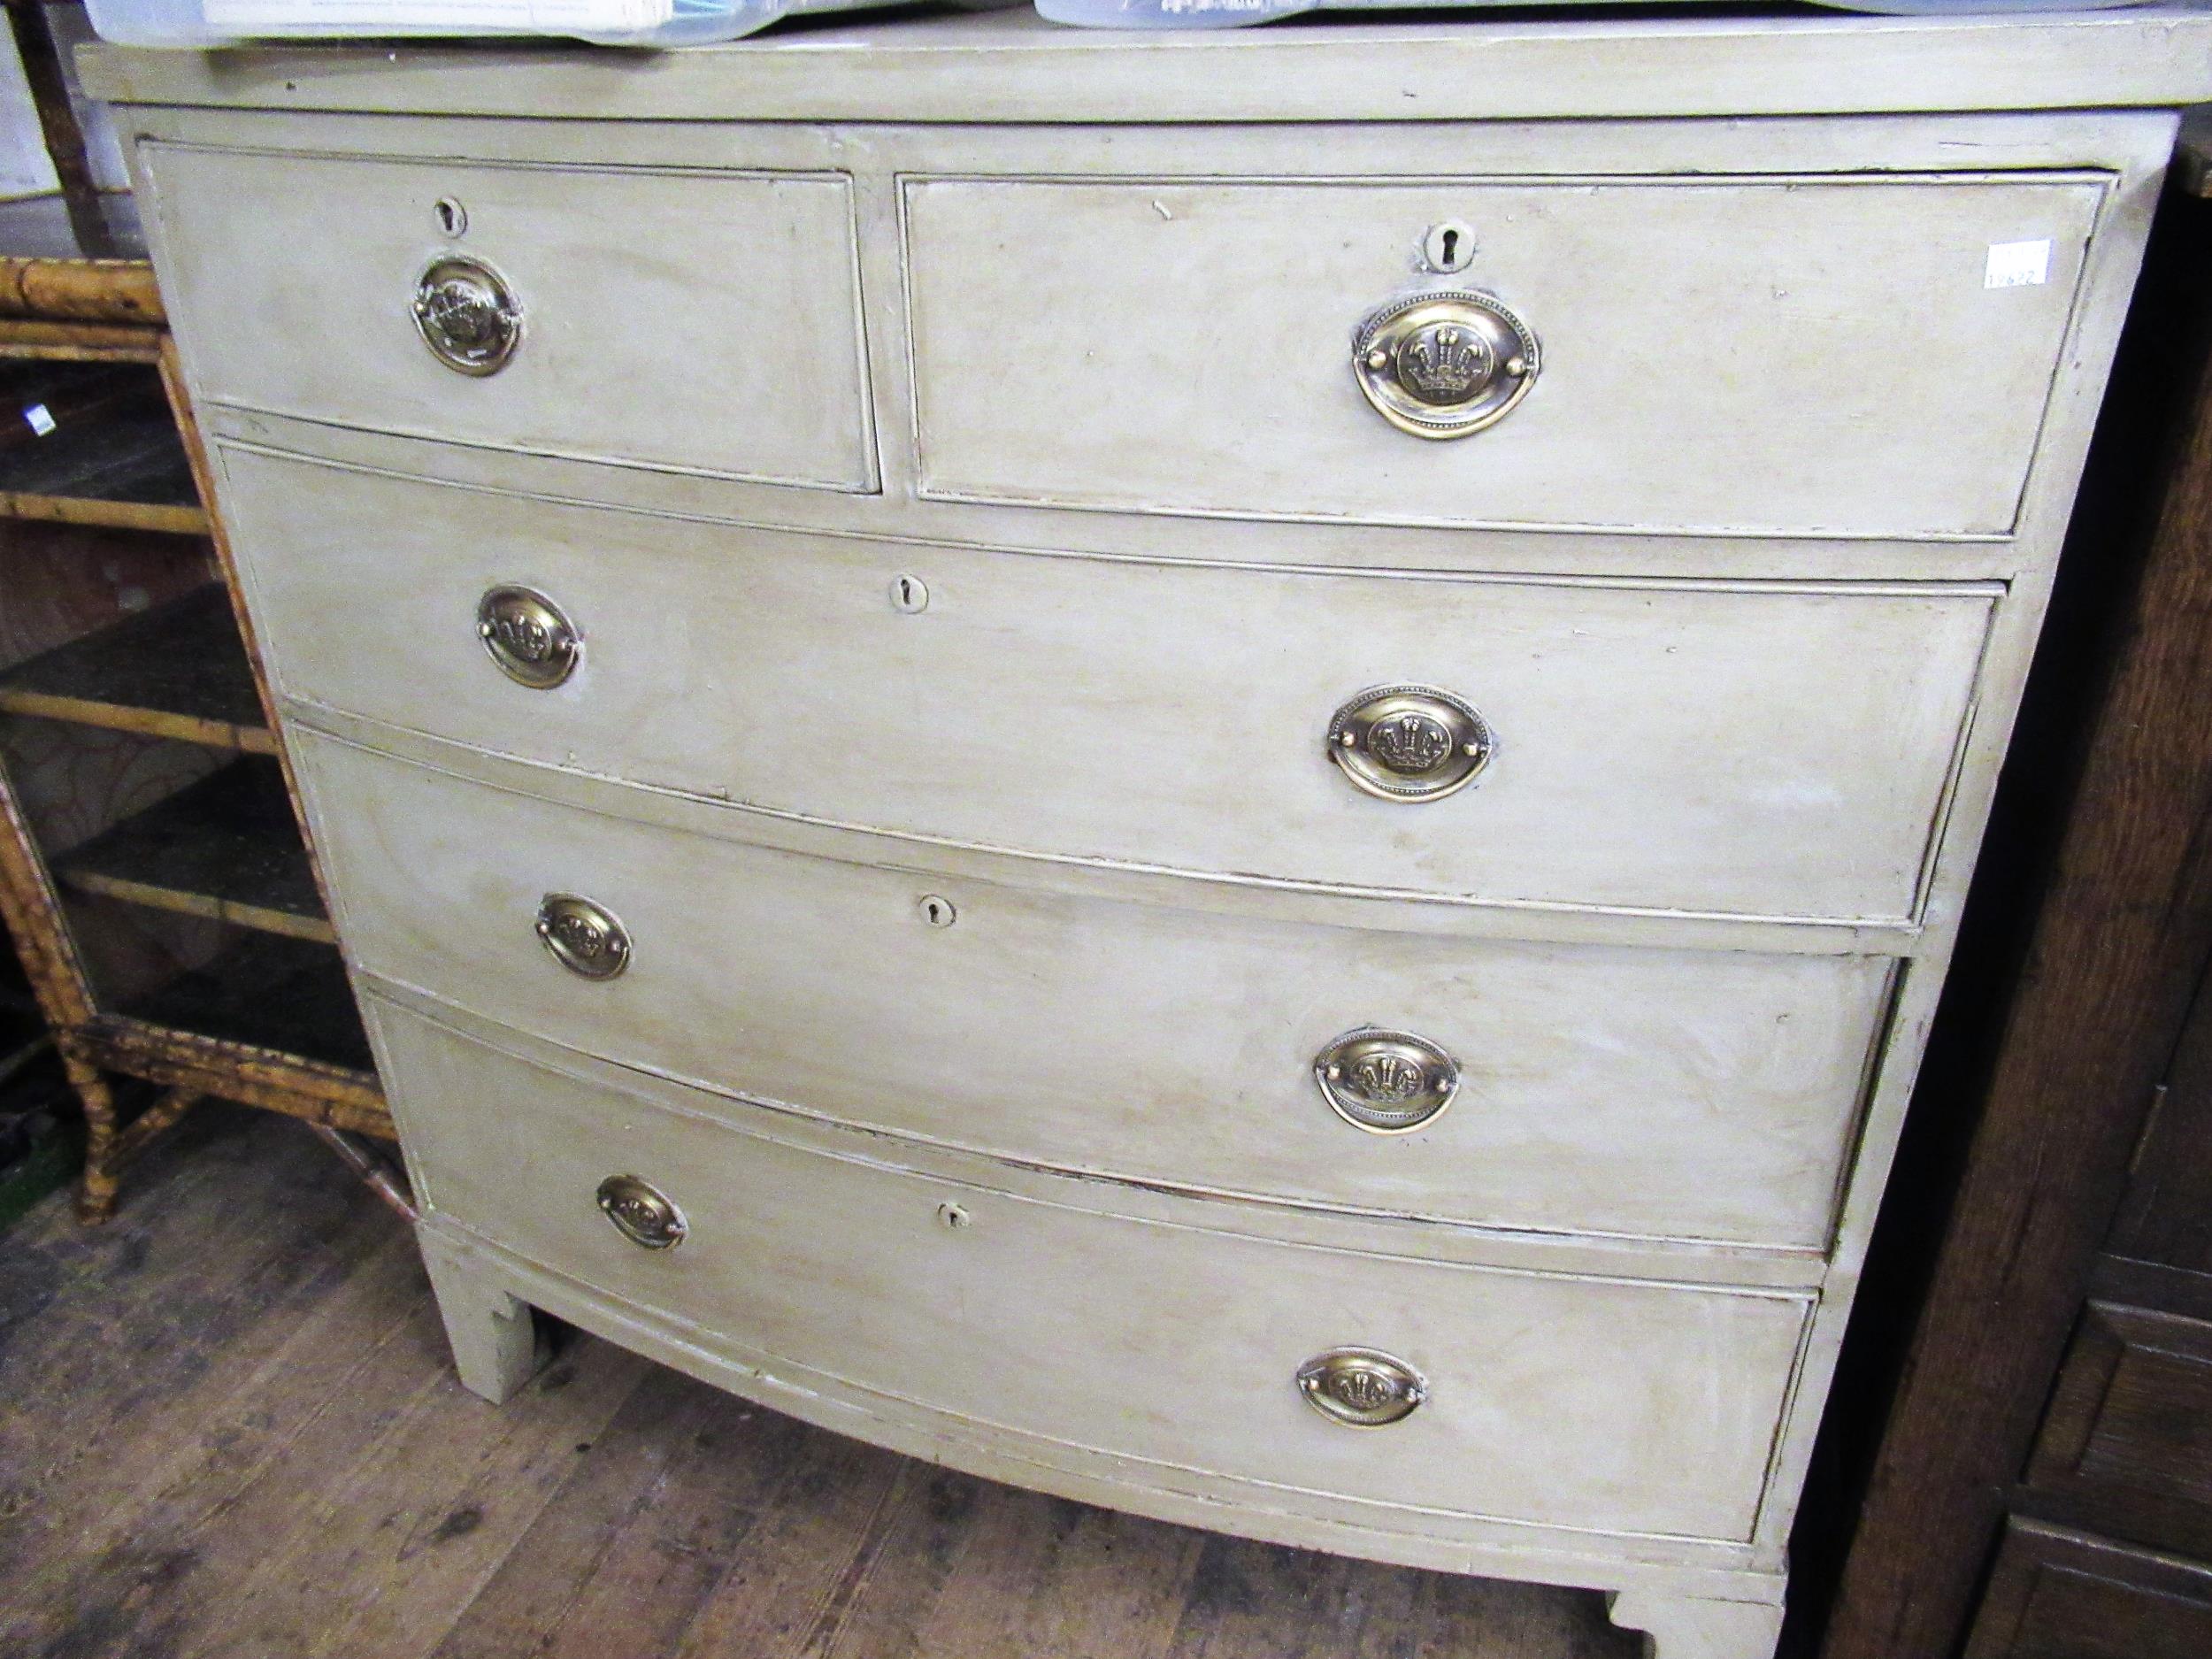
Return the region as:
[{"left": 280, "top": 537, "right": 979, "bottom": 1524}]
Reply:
[
  {"left": 477, "top": 586, "right": 580, "bottom": 689},
  {"left": 1352, "top": 288, "right": 1538, "bottom": 440},
  {"left": 1297, "top": 1348, "right": 1427, "bottom": 1427},
  {"left": 1328, "top": 685, "right": 1492, "bottom": 803},
  {"left": 413, "top": 254, "right": 522, "bottom": 375},
  {"left": 536, "top": 894, "right": 631, "bottom": 980},
  {"left": 596, "top": 1174, "right": 686, "bottom": 1250},
  {"left": 1315, "top": 1027, "right": 1459, "bottom": 1134}
]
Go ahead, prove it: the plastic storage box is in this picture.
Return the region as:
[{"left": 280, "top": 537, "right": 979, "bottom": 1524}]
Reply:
[
  {"left": 83, "top": 0, "right": 996, "bottom": 48},
  {"left": 1035, "top": 0, "right": 2147, "bottom": 26}
]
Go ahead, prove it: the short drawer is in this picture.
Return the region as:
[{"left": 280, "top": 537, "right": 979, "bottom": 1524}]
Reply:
[
  {"left": 904, "top": 173, "right": 2101, "bottom": 537},
  {"left": 142, "top": 143, "right": 874, "bottom": 490},
  {"left": 297, "top": 733, "right": 1891, "bottom": 1250},
  {"left": 380, "top": 998, "right": 1811, "bottom": 1544},
  {"left": 226, "top": 448, "right": 1995, "bottom": 924}
]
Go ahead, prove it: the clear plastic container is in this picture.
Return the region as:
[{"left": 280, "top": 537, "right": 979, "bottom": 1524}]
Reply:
[
  {"left": 83, "top": 0, "right": 1006, "bottom": 48},
  {"left": 1033, "top": 0, "right": 2149, "bottom": 27}
]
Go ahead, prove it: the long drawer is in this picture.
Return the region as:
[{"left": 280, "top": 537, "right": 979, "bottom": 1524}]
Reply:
[
  {"left": 227, "top": 447, "right": 1994, "bottom": 924},
  {"left": 904, "top": 173, "right": 2101, "bottom": 538},
  {"left": 297, "top": 733, "right": 1887, "bottom": 1249},
  {"left": 378, "top": 996, "right": 1813, "bottom": 1544},
  {"left": 142, "top": 143, "right": 876, "bottom": 491}
]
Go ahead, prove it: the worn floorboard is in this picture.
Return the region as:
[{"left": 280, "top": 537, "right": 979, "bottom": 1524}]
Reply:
[{"left": 0, "top": 1106, "right": 1639, "bottom": 1659}]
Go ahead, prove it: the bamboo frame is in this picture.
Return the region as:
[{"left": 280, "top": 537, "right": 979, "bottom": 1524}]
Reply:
[{"left": 0, "top": 268, "right": 390, "bottom": 1221}]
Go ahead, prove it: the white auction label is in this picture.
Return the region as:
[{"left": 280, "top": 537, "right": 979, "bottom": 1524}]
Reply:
[
  {"left": 22, "top": 403, "right": 56, "bottom": 437},
  {"left": 1985, "top": 239, "right": 2053, "bottom": 290}
]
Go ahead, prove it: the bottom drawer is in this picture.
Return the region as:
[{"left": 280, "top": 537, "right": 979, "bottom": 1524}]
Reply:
[{"left": 379, "top": 997, "right": 1810, "bottom": 1545}]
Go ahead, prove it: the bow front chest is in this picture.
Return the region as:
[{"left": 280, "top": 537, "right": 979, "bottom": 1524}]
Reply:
[{"left": 84, "top": 12, "right": 2212, "bottom": 1655}]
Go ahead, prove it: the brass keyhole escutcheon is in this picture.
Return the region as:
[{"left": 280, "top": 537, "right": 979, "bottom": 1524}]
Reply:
[
  {"left": 536, "top": 894, "right": 631, "bottom": 981},
  {"left": 1352, "top": 288, "right": 1538, "bottom": 440},
  {"left": 413, "top": 253, "right": 521, "bottom": 375},
  {"left": 1296, "top": 1348, "right": 1427, "bottom": 1428},
  {"left": 596, "top": 1174, "right": 686, "bottom": 1250},
  {"left": 477, "top": 586, "right": 580, "bottom": 689},
  {"left": 1314, "top": 1028, "right": 1460, "bottom": 1134},
  {"left": 1327, "top": 685, "right": 1492, "bottom": 803}
]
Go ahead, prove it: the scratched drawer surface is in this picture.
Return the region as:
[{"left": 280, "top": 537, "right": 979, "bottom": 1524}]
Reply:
[
  {"left": 904, "top": 173, "right": 2101, "bottom": 537},
  {"left": 380, "top": 996, "right": 1812, "bottom": 1544},
  {"left": 225, "top": 448, "right": 1994, "bottom": 925},
  {"left": 300, "top": 732, "right": 1891, "bottom": 1251},
  {"left": 142, "top": 143, "right": 875, "bottom": 491}
]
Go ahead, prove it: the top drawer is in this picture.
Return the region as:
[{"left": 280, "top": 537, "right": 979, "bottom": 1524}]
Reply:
[
  {"left": 140, "top": 144, "right": 876, "bottom": 491},
  {"left": 903, "top": 174, "right": 2101, "bottom": 537}
]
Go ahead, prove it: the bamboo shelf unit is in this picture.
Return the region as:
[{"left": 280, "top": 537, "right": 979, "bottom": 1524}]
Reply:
[
  {"left": 0, "top": 184, "right": 389, "bottom": 1223},
  {"left": 0, "top": 582, "right": 275, "bottom": 752},
  {"left": 0, "top": 368, "right": 206, "bottom": 534}
]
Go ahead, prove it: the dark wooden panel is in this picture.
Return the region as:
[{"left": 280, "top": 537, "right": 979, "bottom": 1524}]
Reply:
[
  {"left": 0, "top": 584, "right": 274, "bottom": 753},
  {"left": 1818, "top": 191, "right": 2212, "bottom": 1659},
  {"left": 2091, "top": 1255, "right": 2212, "bottom": 1329},
  {"left": 2025, "top": 1302, "right": 2212, "bottom": 1558},
  {"left": 2111, "top": 964, "right": 2212, "bottom": 1279},
  {"left": 1964, "top": 1521, "right": 2212, "bottom": 1659},
  {"left": 53, "top": 758, "right": 329, "bottom": 943}
]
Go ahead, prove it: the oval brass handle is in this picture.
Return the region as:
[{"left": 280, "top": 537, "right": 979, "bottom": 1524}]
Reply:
[
  {"left": 413, "top": 254, "right": 522, "bottom": 375},
  {"left": 1327, "top": 685, "right": 1492, "bottom": 803},
  {"left": 1352, "top": 289, "right": 1538, "bottom": 440},
  {"left": 1296, "top": 1348, "right": 1427, "bottom": 1427},
  {"left": 1315, "top": 1027, "right": 1459, "bottom": 1134},
  {"left": 478, "top": 586, "right": 580, "bottom": 689},
  {"left": 536, "top": 894, "right": 631, "bottom": 980},
  {"left": 596, "top": 1174, "right": 686, "bottom": 1250}
]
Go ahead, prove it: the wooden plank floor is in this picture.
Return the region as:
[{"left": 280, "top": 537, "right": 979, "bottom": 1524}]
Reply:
[{"left": 0, "top": 1106, "right": 1640, "bottom": 1659}]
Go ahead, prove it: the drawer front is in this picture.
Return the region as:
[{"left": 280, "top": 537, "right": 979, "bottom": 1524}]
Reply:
[
  {"left": 1966, "top": 1520, "right": 2212, "bottom": 1659},
  {"left": 225, "top": 449, "right": 1994, "bottom": 923},
  {"left": 904, "top": 174, "right": 2100, "bottom": 537},
  {"left": 380, "top": 998, "right": 1810, "bottom": 1543},
  {"left": 143, "top": 143, "right": 874, "bottom": 490},
  {"left": 2026, "top": 1302, "right": 2212, "bottom": 1560},
  {"left": 298, "top": 733, "right": 1890, "bottom": 1249}
]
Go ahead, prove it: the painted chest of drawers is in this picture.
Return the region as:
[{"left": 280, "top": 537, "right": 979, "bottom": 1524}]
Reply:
[{"left": 83, "top": 11, "right": 2212, "bottom": 1655}]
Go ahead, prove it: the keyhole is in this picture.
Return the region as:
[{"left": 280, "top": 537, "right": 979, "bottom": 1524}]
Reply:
[
  {"left": 890, "top": 573, "right": 928, "bottom": 614},
  {"left": 1423, "top": 219, "right": 1476, "bottom": 274},
  {"left": 918, "top": 894, "right": 956, "bottom": 927},
  {"left": 434, "top": 196, "right": 467, "bottom": 238}
]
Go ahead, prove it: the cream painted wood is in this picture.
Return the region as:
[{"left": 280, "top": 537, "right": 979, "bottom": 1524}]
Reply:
[
  {"left": 377, "top": 995, "right": 1811, "bottom": 1547},
  {"left": 366, "top": 975, "right": 1839, "bottom": 1292},
  {"left": 1607, "top": 1591, "right": 1786, "bottom": 1659},
  {"left": 93, "top": 18, "right": 2212, "bottom": 1659},
  {"left": 282, "top": 702, "right": 1930, "bottom": 962},
  {"left": 139, "top": 142, "right": 876, "bottom": 491},
  {"left": 74, "top": 7, "right": 2212, "bottom": 125},
  {"left": 417, "top": 1224, "right": 541, "bottom": 1403},
  {"left": 294, "top": 729, "right": 1891, "bottom": 1253},
  {"left": 216, "top": 446, "right": 1994, "bottom": 925},
  {"left": 111, "top": 103, "right": 2177, "bottom": 584},
  {"left": 906, "top": 173, "right": 2099, "bottom": 539}
]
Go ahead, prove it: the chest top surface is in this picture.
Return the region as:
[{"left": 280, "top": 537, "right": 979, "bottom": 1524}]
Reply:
[{"left": 76, "top": 4, "right": 2212, "bottom": 123}]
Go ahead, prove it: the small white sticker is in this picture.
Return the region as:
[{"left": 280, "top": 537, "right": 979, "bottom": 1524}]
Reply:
[
  {"left": 22, "top": 403, "right": 55, "bottom": 437},
  {"left": 1985, "top": 239, "right": 2053, "bottom": 289}
]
